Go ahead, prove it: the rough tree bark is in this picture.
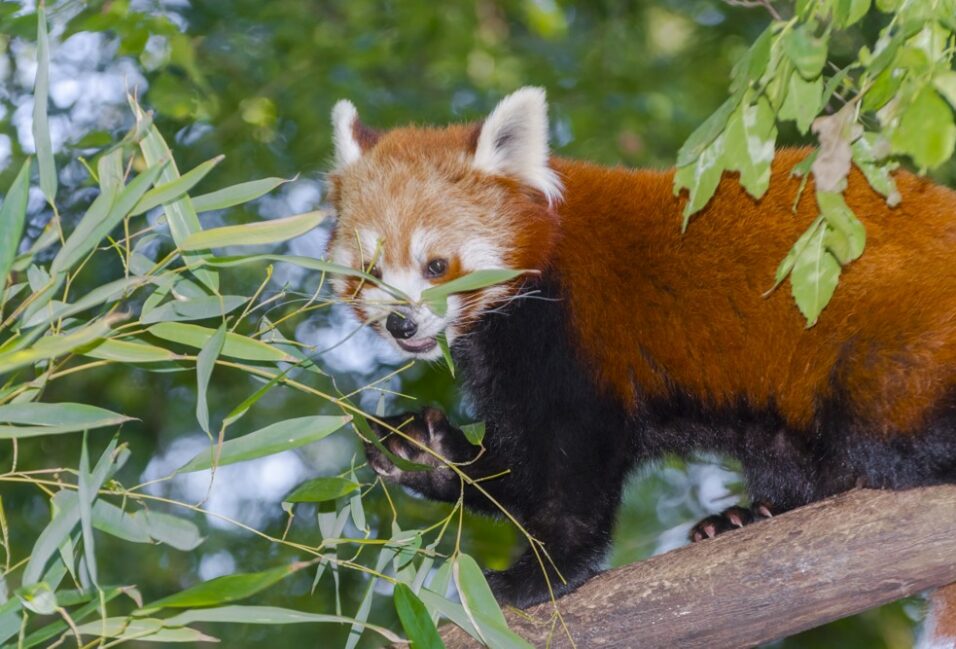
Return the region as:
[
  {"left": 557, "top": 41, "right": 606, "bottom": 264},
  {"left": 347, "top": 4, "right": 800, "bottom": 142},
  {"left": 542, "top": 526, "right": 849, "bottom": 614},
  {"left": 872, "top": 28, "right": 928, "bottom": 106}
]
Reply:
[{"left": 441, "top": 486, "right": 956, "bottom": 648}]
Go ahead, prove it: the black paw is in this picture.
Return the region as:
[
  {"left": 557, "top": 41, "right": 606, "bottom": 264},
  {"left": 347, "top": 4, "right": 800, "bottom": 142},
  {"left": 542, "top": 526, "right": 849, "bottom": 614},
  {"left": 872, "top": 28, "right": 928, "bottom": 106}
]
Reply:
[
  {"left": 689, "top": 502, "right": 773, "bottom": 542},
  {"left": 365, "top": 407, "right": 474, "bottom": 501}
]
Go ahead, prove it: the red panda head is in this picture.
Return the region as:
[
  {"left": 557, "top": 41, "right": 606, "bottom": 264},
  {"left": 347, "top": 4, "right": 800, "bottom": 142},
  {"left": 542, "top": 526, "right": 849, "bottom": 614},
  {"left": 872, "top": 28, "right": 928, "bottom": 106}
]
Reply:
[{"left": 326, "top": 87, "right": 562, "bottom": 360}]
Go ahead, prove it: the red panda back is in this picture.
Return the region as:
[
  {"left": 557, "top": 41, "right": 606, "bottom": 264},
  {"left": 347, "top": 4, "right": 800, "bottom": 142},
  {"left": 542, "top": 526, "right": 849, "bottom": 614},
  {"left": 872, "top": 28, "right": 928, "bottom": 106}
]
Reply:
[{"left": 552, "top": 149, "right": 956, "bottom": 434}]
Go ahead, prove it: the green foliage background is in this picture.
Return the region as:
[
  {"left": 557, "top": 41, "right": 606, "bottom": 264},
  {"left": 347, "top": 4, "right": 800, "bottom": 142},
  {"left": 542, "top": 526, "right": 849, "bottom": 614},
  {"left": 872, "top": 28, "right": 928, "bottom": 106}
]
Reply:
[{"left": 0, "top": 0, "right": 950, "bottom": 647}]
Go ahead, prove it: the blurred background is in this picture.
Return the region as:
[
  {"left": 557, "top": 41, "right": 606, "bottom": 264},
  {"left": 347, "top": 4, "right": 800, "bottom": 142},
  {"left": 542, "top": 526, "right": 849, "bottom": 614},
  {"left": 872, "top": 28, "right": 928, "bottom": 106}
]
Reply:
[{"left": 0, "top": 0, "right": 928, "bottom": 646}]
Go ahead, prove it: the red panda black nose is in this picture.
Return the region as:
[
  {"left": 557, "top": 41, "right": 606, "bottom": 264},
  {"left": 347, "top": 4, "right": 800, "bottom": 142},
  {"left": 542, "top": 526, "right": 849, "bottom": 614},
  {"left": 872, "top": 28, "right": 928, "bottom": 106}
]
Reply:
[{"left": 385, "top": 312, "right": 418, "bottom": 339}]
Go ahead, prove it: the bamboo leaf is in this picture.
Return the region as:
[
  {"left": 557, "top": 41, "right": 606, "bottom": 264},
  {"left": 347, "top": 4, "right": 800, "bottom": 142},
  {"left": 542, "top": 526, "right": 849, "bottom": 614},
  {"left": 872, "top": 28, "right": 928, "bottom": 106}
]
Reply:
[
  {"left": 81, "top": 338, "right": 181, "bottom": 363},
  {"left": 73, "top": 617, "right": 218, "bottom": 643},
  {"left": 130, "top": 155, "right": 224, "bottom": 216},
  {"left": 394, "top": 583, "right": 445, "bottom": 649},
  {"left": 180, "top": 210, "right": 326, "bottom": 251},
  {"left": 147, "top": 322, "right": 295, "bottom": 362},
  {"left": 284, "top": 477, "right": 358, "bottom": 503},
  {"left": 138, "top": 510, "right": 204, "bottom": 551},
  {"left": 77, "top": 434, "right": 98, "bottom": 587},
  {"left": 52, "top": 163, "right": 168, "bottom": 275},
  {"left": 199, "top": 254, "right": 411, "bottom": 302},
  {"left": 159, "top": 605, "right": 403, "bottom": 643},
  {"left": 140, "top": 295, "right": 247, "bottom": 325},
  {"left": 33, "top": 6, "right": 56, "bottom": 205},
  {"left": 191, "top": 177, "right": 292, "bottom": 213},
  {"left": 141, "top": 564, "right": 302, "bottom": 612},
  {"left": 460, "top": 422, "right": 485, "bottom": 446},
  {"left": 177, "top": 415, "right": 351, "bottom": 472},
  {"left": 22, "top": 276, "right": 148, "bottom": 329},
  {"left": 91, "top": 501, "right": 151, "bottom": 543},
  {"left": 134, "top": 99, "right": 219, "bottom": 291},
  {"left": 23, "top": 439, "right": 125, "bottom": 586},
  {"left": 0, "top": 159, "right": 32, "bottom": 283},
  {"left": 0, "top": 402, "right": 133, "bottom": 439},
  {"left": 421, "top": 269, "right": 529, "bottom": 317},
  {"left": 0, "top": 318, "right": 115, "bottom": 375},
  {"left": 196, "top": 323, "right": 226, "bottom": 435}
]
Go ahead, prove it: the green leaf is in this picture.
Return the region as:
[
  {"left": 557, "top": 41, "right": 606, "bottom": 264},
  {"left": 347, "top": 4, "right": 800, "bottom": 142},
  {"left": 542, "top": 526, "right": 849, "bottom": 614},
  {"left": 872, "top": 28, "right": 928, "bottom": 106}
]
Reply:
[
  {"left": 91, "top": 503, "right": 203, "bottom": 552},
  {"left": 284, "top": 477, "right": 359, "bottom": 503},
  {"left": 935, "top": 70, "right": 956, "bottom": 109},
  {"left": 0, "top": 401, "right": 131, "bottom": 428},
  {"left": 191, "top": 176, "right": 292, "bottom": 213},
  {"left": 177, "top": 415, "right": 351, "bottom": 472},
  {"left": 180, "top": 210, "right": 326, "bottom": 251},
  {"left": 675, "top": 96, "right": 738, "bottom": 167},
  {"left": 421, "top": 269, "right": 529, "bottom": 317},
  {"left": 784, "top": 24, "right": 828, "bottom": 80},
  {"left": 0, "top": 159, "right": 31, "bottom": 283},
  {"left": 159, "top": 605, "right": 403, "bottom": 643},
  {"left": 140, "top": 295, "right": 248, "bottom": 325},
  {"left": 134, "top": 101, "right": 219, "bottom": 291},
  {"left": 22, "top": 276, "right": 148, "bottom": 329},
  {"left": 148, "top": 322, "right": 294, "bottom": 362},
  {"left": 91, "top": 501, "right": 151, "bottom": 543},
  {"left": 81, "top": 338, "right": 181, "bottom": 363},
  {"left": 389, "top": 531, "right": 423, "bottom": 572},
  {"left": 0, "top": 318, "right": 115, "bottom": 375},
  {"left": 196, "top": 323, "right": 226, "bottom": 435},
  {"left": 723, "top": 97, "right": 777, "bottom": 199},
  {"left": 130, "top": 155, "right": 224, "bottom": 216},
  {"left": 199, "top": 254, "right": 411, "bottom": 302},
  {"left": 790, "top": 222, "right": 842, "bottom": 327},
  {"left": 437, "top": 332, "right": 455, "bottom": 377},
  {"left": 890, "top": 86, "right": 956, "bottom": 170},
  {"left": 139, "top": 510, "right": 204, "bottom": 551},
  {"left": 417, "top": 588, "right": 480, "bottom": 640},
  {"left": 460, "top": 422, "right": 486, "bottom": 446},
  {"left": 851, "top": 135, "right": 901, "bottom": 206},
  {"left": 74, "top": 617, "right": 217, "bottom": 643},
  {"left": 33, "top": 7, "right": 56, "bottom": 205},
  {"left": 454, "top": 554, "right": 508, "bottom": 632},
  {"left": 52, "top": 162, "right": 168, "bottom": 275},
  {"left": 77, "top": 433, "right": 98, "bottom": 587},
  {"left": 778, "top": 72, "right": 823, "bottom": 134},
  {"left": 349, "top": 469, "right": 367, "bottom": 533},
  {"left": 142, "top": 564, "right": 301, "bottom": 612},
  {"left": 833, "top": 0, "right": 871, "bottom": 27},
  {"left": 863, "top": 64, "right": 904, "bottom": 112},
  {"left": 674, "top": 133, "right": 725, "bottom": 226},
  {"left": 17, "top": 582, "right": 57, "bottom": 615},
  {"left": 394, "top": 584, "right": 445, "bottom": 649},
  {"left": 23, "top": 439, "right": 125, "bottom": 586},
  {"left": 817, "top": 191, "right": 865, "bottom": 262}
]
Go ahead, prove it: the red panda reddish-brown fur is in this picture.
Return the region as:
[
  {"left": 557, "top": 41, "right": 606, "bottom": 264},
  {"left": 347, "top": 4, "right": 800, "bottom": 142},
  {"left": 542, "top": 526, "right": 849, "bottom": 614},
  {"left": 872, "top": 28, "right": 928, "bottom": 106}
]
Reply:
[
  {"left": 552, "top": 151, "right": 956, "bottom": 435},
  {"left": 329, "top": 89, "right": 956, "bottom": 624}
]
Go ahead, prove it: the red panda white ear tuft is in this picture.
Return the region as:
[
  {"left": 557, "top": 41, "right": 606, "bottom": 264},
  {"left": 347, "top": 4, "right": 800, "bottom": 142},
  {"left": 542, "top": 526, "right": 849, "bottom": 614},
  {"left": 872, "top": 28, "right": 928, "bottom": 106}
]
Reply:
[
  {"left": 332, "top": 99, "right": 381, "bottom": 169},
  {"left": 473, "top": 87, "right": 563, "bottom": 204}
]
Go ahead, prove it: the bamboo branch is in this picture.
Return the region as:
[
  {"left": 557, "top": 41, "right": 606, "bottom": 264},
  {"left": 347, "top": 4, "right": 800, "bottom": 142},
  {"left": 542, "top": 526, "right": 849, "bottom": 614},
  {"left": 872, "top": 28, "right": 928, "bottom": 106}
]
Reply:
[{"left": 442, "top": 486, "right": 956, "bottom": 648}]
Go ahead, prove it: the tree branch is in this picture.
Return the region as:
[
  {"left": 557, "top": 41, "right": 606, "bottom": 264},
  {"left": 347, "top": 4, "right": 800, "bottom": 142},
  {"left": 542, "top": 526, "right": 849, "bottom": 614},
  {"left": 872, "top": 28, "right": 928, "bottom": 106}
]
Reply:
[{"left": 442, "top": 486, "right": 956, "bottom": 648}]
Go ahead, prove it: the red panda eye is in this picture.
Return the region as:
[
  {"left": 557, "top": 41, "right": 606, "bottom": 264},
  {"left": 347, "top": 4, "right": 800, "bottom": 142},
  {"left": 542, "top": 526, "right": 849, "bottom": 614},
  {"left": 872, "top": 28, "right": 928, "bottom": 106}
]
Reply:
[
  {"left": 368, "top": 266, "right": 382, "bottom": 280},
  {"left": 424, "top": 258, "right": 448, "bottom": 279}
]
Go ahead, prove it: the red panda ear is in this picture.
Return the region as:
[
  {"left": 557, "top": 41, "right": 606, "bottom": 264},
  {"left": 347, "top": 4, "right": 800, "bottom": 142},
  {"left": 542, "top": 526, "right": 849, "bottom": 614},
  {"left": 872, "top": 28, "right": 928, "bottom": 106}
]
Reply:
[
  {"left": 472, "top": 87, "right": 563, "bottom": 204},
  {"left": 331, "top": 100, "right": 380, "bottom": 169}
]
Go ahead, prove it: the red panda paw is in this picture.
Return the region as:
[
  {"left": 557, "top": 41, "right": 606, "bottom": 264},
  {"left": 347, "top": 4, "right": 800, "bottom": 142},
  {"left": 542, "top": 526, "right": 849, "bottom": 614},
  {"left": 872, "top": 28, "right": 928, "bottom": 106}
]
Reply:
[{"left": 689, "top": 502, "right": 774, "bottom": 543}]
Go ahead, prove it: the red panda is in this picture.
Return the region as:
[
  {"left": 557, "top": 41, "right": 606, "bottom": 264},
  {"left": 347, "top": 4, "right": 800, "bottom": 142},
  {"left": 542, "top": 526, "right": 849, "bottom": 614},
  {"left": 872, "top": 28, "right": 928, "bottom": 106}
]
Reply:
[{"left": 325, "top": 87, "right": 956, "bottom": 640}]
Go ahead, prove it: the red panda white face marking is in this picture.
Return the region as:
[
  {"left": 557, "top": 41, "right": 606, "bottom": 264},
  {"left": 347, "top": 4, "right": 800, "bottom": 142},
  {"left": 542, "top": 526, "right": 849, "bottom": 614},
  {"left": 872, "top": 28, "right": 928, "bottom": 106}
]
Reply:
[{"left": 326, "top": 88, "right": 562, "bottom": 360}]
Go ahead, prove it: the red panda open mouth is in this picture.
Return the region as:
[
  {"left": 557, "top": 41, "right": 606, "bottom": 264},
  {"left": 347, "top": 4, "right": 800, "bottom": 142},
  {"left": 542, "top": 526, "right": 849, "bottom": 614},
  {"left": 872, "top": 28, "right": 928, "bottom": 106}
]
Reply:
[{"left": 395, "top": 337, "right": 438, "bottom": 354}]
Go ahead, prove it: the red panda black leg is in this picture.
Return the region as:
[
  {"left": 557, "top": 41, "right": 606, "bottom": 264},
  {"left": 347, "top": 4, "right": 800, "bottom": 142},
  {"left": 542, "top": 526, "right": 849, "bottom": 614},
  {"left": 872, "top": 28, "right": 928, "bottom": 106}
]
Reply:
[
  {"left": 689, "top": 502, "right": 774, "bottom": 542},
  {"left": 365, "top": 408, "right": 478, "bottom": 503}
]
